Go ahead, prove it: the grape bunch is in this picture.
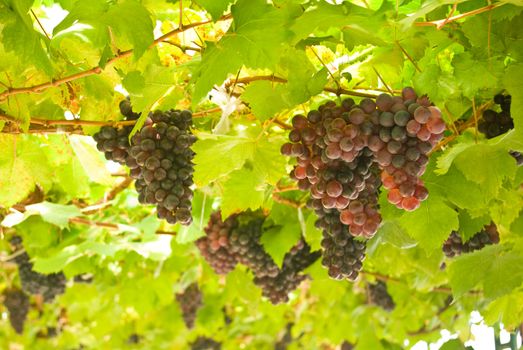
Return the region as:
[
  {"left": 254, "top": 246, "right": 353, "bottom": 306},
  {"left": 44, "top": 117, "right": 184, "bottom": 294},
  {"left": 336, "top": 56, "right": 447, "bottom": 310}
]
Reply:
[
  {"left": 282, "top": 87, "right": 445, "bottom": 279},
  {"left": 341, "top": 341, "right": 355, "bottom": 350},
  {"left": 275, "top": 323, "right": 293, "bottom": 350},
  {"left": 93, "top": 99, "right": 140, "bottom": 164},
  {"left": 176, "top": 283, "right": 202, "bottom": 329},
  {"left": 130, "top": 109, "right": 196, "bottom": 225},
  {"left": 195, "top": 211, "right": 239, "bottom": 274},
  {"left": 478, "top": 94, "right": 513, "bottom": 139},
  {"left": 3, "top": 289, "right": 30, "bottom": 334},
  {"left": 196, "top": 211, "right": 320, "bottom": 304},
  {"left": 477, "top": 94, "right": 522, "bottom": 166},
  {"left": 10, "top": 238, "right": 66, "bottom": 302},
  {"left": 93, "top": 100, "right": 196, "bottom": 225},
  {"left": 368, "top": 281, "right": 395, "bottom": 311},
  {"left": 252, "top": 239, "right": 320, "bottom": 304},
  {"left": 191, "top": 337, "right": 221, "bottom": 350},
  {"left": 442, "top": 223, "right": 499, "bottom": 258}
]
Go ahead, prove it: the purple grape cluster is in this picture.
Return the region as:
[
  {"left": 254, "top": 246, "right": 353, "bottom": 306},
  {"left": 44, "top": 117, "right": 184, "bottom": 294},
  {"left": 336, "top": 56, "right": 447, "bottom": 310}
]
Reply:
[
  {"left": 3, "top": 289, "right": 29, "bottom": 334},
  {"left": 176, "top": 283, "right": 202, "bottom": 329},
  {"left": 196, "top": 211, "right": 320, "bottom": 304},
  {"left": 442, "top": 224, "right": 500, "bottom": 258},
  {"left": 368, "top": 281, "right": 395, "bottom": 311}
]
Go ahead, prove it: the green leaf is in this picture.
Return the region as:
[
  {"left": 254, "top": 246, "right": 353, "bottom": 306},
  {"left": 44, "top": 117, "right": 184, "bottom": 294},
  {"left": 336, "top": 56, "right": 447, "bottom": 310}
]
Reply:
[
  {"left": 368, "top": 220, "right": 417, "bottom": 256},
  {"left": 457, "top": 210, "right": 490, "bottom": 241},
  {"left": 260, "top": 225, "right": 300, "bottom": 267},
  {"left": 483, "top": 291, "right": 523, "bottom": 330},
  {"left": 195, "top": 0, "right": 234, "bottom": 21},
  {"left": 0, "top": 135, "right": 52, "bottom": 207},
  {"left": 448, "top": 244, "right": 523, "bottom": 298},
  {"left": 192, "top": 136, "right": 255, "bottom": 187},
  {"left": 398, "top": 195, "right": 458, "bottom": 253},
  {"left": 104, "top": 0, "right": 154, "bottom": 59},
  {"left": 220, "top": 168, "right": 266, "bottom": 217},
  {"left": 454, "top": 144, "right": 517, "bottom": 198},
  {"left": 25, "top": 202, "right": 82, "bottom": 229},
  {"left": 193, "top": 0, "right": 293, "bottom": 102},
  {"left": 439, "top": 339, "right": 467, "bottom": 350},
  {"left": 242, "top": 81, "right": 289, "bottom": 120},
  {"left": 0, "top": 0, "right": 53, "bottom": 75},
  {"left": 68, "top": 135, "right": 114, "bottom": 186}
]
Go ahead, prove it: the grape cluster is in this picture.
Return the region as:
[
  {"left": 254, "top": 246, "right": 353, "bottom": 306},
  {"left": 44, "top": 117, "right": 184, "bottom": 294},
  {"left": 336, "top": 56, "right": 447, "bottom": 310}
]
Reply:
[
  {"left": 442, "top": 224, "right": 499, "bottom": 258},
  {"left": 3, "top": 289, "right": 29, "bottom": 334},
  {"left": 93, "top": 99, "right": 140, "bottom": 164},
  {"left": 10, "top": 238, "right": 66, "bottom": 302},
  {"left": 477, "top": 94, "right": 522, "bottom": 166},
  {"left": 341, "top": 341, "right": 355, "bottom": 350},
  {"left": 251, "top": 239, "right": 320, "bottom": 304},
  {"left": 176, "top": 283, "right": 202, "bottom": 329},
  {"left": 368, "top": 281, "right": 395, "bottom": 311},
  {"left": 191, "top": 337, "right": 221, "bottom": 350},
  {"left": 93, "top": 100, "right": 196, "bottom": 225},
  {"left": 196, "top": 211, "right": 239, "bottom": 274},
  {"left": 281, "top": 88, "right": 445, "bottom": 280},
  {"left": 196, "top": 211, "right": 320, "bottom": 304},
  {"left": 131, "top": 109, "right": 196, "bottom": 225},
  {"left": 275, "top": 323, "right": 293, "bottom": 350},
  {"left": 478, "top": 94, "right": 513, "bottom": 139}
]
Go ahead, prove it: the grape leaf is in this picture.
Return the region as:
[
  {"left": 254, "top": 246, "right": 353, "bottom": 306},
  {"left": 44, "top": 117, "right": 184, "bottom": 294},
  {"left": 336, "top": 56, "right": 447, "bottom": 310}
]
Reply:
[
  {"left": 193, "top": 0, "right": 293, "bottom": 103},
  {"left": 439, "top": 339, "right": 467, "bottom": 350},
  {"left": 261, "top": 225, "right": 301, "bottom": 267},
  {"left": 192, "top": 136, "right": 255, "bottom": 187},
  {"left": 454, "top": 144, "right": 517, "bottom": 198},
  {"left": 0, "top": 135, "right": 52, "bottom": 207},
  {"left": 398, "top": 195, "right": 458, "bottom": 253},
  {"left": 25, "top": 202, "right": 82, "bottom": 229},
  {"left": 457, "top": 210, "right": 490, "bottom": 241},
  {"left": 448, "top": 244, "right": 523, "bottom": 298},
  {"left": 104, "top": 0, "right": 153, "bottom": 59},
  {"left": 483, "top": 291, "right": 523, "bottom": 330},
  {"left": 195, "top": 0, "right": 235, "bottom": 21},
  {"left": 242, "top": 81, "right": 289, "bottom": 120},
  {"left": 0, "top": 0, "right": 53, "bottom": 75},
  {"left": 68, "top": 135, "right": 114, "bottom": 186},
  {"left": 220, "top": 168, "right": 267, "bottom": 217}
]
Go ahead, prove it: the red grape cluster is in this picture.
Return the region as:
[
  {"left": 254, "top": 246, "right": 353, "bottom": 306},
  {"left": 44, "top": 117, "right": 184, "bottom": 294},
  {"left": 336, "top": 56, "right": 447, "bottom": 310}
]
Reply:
[
  {"left": 176, "top": 283, "right": 202, "bottom": 329},
  {"left": 368, "top": 281, "right": 395, "bottom": 311},
  {"left": 196, "top": 211, "right": 239, "bottom": 274},
  {"left": 196, "top": 211, "right": 320, "bottom": 304},
  {"left": 442, "top": 223, "right": 499, "bottom": 258},
  {"left": 281, "top": 88, "right": 445, "bottom": 279}
]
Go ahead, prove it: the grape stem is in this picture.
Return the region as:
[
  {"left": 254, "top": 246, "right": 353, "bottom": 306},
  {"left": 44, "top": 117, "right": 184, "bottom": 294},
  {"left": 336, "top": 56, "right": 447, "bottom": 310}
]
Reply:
[
  {"left": 414, "top": 2, "right": 505, "bottom": 30},
  {"left": 272, "top": 193, "right": 305, "bottom": 208},
  {"left": 0, "top": 14, "right": 232, "bottom": 101},
  {"left": 0, "top": 107, "right": 222, "bottom": 133}
]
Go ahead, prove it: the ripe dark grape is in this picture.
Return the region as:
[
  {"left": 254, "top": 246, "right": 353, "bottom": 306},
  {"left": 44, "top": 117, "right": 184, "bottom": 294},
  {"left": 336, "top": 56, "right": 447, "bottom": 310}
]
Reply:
[
  {"left": 3, "top": 289, "right": 29, "bottom": 334},
  {"left": 130, "top": 109, "right": 196, "bottom": 225},
  {"left": 191, "top": 337, "right": 221, "bottom": 350},
  {"left": 196, "top": 211, "right": 239, "bottom": 274},
  {"left": 442, "top": 223, "right": 499, "bottom": 258},
  {"left": 11, "top": 238, "right": 66, "bottom": 302},
  {"left": 368, "top": 281, "right": 395, "bottom": 311},
  {"left": 176, "top": 283, "right": 202, "bottom": 329},
  {"left": 281, "top": 87, "right": 444, "bottom": 279}
]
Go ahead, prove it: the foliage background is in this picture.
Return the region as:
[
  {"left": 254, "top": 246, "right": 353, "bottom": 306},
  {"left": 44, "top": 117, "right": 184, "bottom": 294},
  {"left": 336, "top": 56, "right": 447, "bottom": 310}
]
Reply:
[{"left": 1, "top": 0, "right": 523, "bottom": 349}]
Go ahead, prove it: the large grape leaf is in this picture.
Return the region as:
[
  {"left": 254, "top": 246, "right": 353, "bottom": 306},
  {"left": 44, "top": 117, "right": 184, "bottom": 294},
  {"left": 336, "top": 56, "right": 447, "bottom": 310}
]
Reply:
[
  {"left": 454, "top": 144, "right": 517, "bottom": 198},
  {"left": 0, "top": 0, "right": 53, "bottom": 75},
  {"left": 242, "top": 82, "right": 289, "bottom": 120},
  {"left": 448, "top": 244, "right": 523, "bottom": 298},
  {"left": 220, "top": 168, "right": 267, "bottom": 217},
  {"left": 0, "top": 135, "right": 52, "bottom": 207},
  {"left": 483, "top": 291, "right": 523, "bottom": 330},
  {"left": 192, "top": 136, "right": 255, "bottom": 187},
  {"left": 195, "top": 0, "right": 235, "bottom": 21},
  {"left": 398, "top": 195, "right": 458, "bottom": 253},
  {"left": 193, "top": 0, "right": 294, "bottom": 102},
  {"left": 104, "top": 0, "right": 154, "bottom": 59}
]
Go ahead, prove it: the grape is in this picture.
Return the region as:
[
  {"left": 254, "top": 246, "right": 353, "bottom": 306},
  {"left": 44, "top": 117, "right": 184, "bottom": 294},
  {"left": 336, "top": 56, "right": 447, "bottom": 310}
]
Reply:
[
  {"left": 442, "top": 223, "right": 499, "bottom": 258},
  {"left": 3, "top": 289, "right": 29, "bottom": 334},
  {"left": 376, "top": 93, "right": 394, "bottom": 112},
  {"left": 176, "top": 283, "right": 202, "bottom": 329},
  {"left": 368, "top": 281, "right": 395, "bottom": 311},
  {"left": 414, "top": 106, "right": 431, "bottom": 123}
]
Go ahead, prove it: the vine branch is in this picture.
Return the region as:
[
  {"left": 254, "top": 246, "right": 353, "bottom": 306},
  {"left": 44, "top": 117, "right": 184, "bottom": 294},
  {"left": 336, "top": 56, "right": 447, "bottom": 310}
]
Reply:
[
  {"left": 414, "top": 2, "right": 505, "bottom": 30},
  {"left": 0, "top": 14, "right": 232, "bottom": 101}
]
